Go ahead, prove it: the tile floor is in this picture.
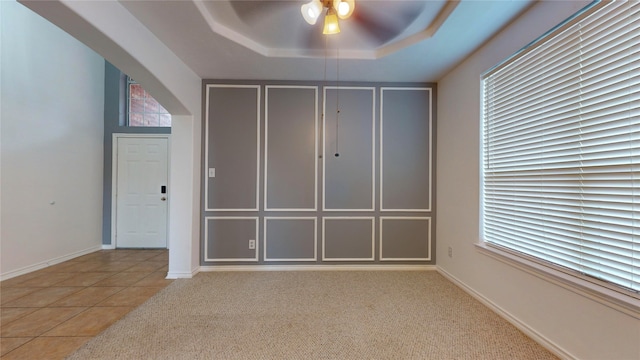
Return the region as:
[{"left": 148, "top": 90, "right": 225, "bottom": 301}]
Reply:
[{"left": 0, "top": 249, "right": 172, "bottom": 359}]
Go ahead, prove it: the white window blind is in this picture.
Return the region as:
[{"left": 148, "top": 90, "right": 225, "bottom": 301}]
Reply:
[{"left": 482, "top": 1, "right": 639, "bottom": 294}]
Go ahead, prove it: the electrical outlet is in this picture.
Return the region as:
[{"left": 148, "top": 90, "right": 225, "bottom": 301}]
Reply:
[
  {"left": 249, "top": 239, "right": 256, "bottom": 250},
  {"left": 448, "top": 247, "right": 453, "bottom": 258}
]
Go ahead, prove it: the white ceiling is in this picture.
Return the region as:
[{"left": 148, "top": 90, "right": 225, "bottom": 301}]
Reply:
[{"left": 118, "top": 0, "right": 534, "bottom": 82}]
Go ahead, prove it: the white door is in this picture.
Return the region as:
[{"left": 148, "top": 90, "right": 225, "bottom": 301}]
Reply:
[{"left": 115, "top": 136, "right": 169, "bottom": 248}]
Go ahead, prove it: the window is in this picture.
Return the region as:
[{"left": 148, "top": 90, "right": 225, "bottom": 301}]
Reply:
[
  {"left": 482, "top": 0, "right": 639, "bottom": 297},
  {"left": 127, "top": 77, "right": 171, "bottom": 127}
]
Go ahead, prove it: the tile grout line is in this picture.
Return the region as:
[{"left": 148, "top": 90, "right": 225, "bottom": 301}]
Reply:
[{"left": 1, "top": 250, "right": 171, "bottom": 359}]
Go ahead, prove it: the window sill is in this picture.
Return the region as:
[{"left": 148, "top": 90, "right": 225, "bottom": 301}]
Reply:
[{"left": 475, "top": 242, "right": 640, "bottom": 319}]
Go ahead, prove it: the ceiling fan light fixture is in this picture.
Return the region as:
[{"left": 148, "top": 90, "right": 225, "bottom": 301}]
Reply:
[
  {"left": 301, "top": 0, "right": 323, "bottom": 25},
  {"left": 322, "top": 8, "right": 340, "bottom": 35},
  {"left": 335, "top": 0, "right": 355, "bottom": 19}
]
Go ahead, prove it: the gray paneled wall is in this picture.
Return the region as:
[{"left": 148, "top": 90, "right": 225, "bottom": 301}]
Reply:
[
  {"left": 204, "top": 217, "right": 258, "bottom": 261},
  {"left": 265, "top": 86, "right": 317, "bottom": 211},
  {"left": 203, "top": 81, "right": 435, "bottom": 265},
  {"left": 264, "top": 217, "right": 317, "bottom": 261},
  {"left": 205, "top": 85, "right": 260, "bottom": 211},
  {"left": 324, "top": 87, "right": 375, "bottom": 211},
  {"left": 323, "top": 217, "right": 375, "bottom": 261},
  {"left": 380, "top": 217, "right": 431, "bottom": 260},
  {"left": 381, "top": 88, "right": 432, "bottom": 211}
]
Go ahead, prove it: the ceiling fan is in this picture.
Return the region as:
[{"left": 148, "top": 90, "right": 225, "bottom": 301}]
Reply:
[
  {"left": 228, "top": 1, "right": 425, "bottom": 47},
  {"left": 300, "top": 0, "right": 355, "bottom": 35}
]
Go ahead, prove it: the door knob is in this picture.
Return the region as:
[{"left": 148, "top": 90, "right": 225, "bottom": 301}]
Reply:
[{"left": 161, "top": 197, "right": 167, "bottom": 201}]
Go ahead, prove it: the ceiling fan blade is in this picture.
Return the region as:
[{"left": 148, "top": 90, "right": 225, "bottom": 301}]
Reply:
[
  {"left": 229, "top": 1, "right": 292, "bottom": 24},
  {"left": 352, "top": 2, "right": 425, "bottom": 45}
]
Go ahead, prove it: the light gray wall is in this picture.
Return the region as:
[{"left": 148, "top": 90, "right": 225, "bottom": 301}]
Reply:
[
  {"left": 102, "top": 62, "right": 171, "bottom": 245},
  {"left": 0, "top": 1, "right": 104, "bottom": 278},
  {"left": 202, "top": 81, "right": 436, "bottom": 265},
  {"left": 437, "top": 1, "right": 639, "bottom": 359}
]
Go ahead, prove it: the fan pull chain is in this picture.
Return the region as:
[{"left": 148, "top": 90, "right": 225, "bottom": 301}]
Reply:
[
  {"left": 334, "top": 45, "right": 340, "bottom": 158},
  {"left": 323, "top": 35, "right": 328, "bottom": 156}
]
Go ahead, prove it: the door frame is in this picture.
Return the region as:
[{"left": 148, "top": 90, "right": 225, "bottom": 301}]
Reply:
[{"left": 111, "top": 133, "right": 172, "bottom": 249}]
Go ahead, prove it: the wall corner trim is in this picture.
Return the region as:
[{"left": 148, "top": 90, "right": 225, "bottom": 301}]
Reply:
[{"left": 436, "top": 266, "right": 575, "bottom": 360}]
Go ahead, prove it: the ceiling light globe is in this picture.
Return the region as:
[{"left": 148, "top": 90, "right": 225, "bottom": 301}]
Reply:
[
  {"left": 338, "top": 2, "right": 349, "bottom": 16},
  {"left": 336, "top": 0, "right": 355, "bottom": 19},
  {"left": 301, "top": 0, "right": 323, "bottom": 25}
]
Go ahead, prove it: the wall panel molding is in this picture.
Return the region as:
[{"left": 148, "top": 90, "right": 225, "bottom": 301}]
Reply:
[
  {"left": 264, "top": 217, "right": 318, "bottom": 262},
  {"left": 205, "top": 84, "right": 260, "bottom": 211},
  {"left": 322, "top": 87, "right": 376, "bottom": 211},
  {"left": 322, "top": 216, "right": 375, "bottom": 261},
  {"left": 380, "top": 216, "right": 432, "bottom": 261},
  {"left": 203, "top": 81, "right": 435, "bottom": 266},
  {"left": 380, "top": 87, "right": 433, "bottom": 212},
  {"left": 204, "top": 217, "right": 259, "bottom": 262},
  {"left": 264, "top": 86, "right": 318, "bottom": 211}
]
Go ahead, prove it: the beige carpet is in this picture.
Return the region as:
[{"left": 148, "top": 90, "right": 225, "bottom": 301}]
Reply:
[{"left": 68, "top": 271, "right": 557, "bottom": 359}]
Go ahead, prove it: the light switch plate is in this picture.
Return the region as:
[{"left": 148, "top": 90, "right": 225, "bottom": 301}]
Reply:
[{"left": 208, "top": 168, "right": 215, "bottom": 178}]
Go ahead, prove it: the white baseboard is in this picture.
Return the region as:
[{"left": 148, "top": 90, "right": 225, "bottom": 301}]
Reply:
[
  {"left": 102, "top": 244, "right": 116, "bottom": 250},
  {"left": 199, "top": 264, "right": 437, "bottom": 272},
  {"left": 436, "top": 266, "right": 575, "bottom": 360},
  {"left": 166, "top": 267, "right": 199, "bottom": 279},
  {"left": 0, "top": 245, "right": 102, "bottom": 281}
]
